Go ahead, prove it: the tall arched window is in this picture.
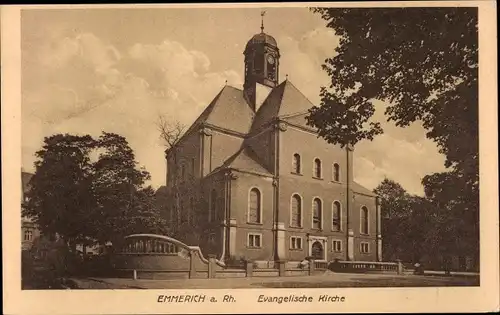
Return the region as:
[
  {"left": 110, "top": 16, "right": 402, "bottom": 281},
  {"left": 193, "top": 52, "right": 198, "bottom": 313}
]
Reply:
[
  {"left": 290, "top": 194, "right": 302, "bottom": 227},
  {"left": 292, "top": 153, "right": 301, "bottom": 174},
  {"left": 248, "top": 188, "right": 261, "bottom": 223},
  {"left": 209, "top": 189, "right": 217, "bottom": 222},
  {"left": 333, "top": 163, "right": 340, "bottom": 182},
  {"left": 361, "top": 206, "right": 369, "bottom": 234},
  {"left": 332, "top": 201, "right": 341, "bottom": 231},
  {"left": 313, "top": 158, "right": 322, "bottom": 178},
  {"left": 312, "top": 198, "right": 322, "bottom": 229}
]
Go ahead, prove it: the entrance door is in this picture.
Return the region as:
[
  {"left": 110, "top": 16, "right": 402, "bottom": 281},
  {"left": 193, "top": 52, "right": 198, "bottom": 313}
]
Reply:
[{"left": 311, "top": 241, "right": 324, "bottom": 260}]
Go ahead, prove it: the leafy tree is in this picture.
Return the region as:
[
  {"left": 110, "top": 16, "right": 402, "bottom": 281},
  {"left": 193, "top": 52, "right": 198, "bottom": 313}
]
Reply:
[
  {"left": 24, "top": 132, "right": 168, "bottom": 251},
  {"left": 309, "top": 8, "right": 479, "bottom": 264},
  {"left": 90, "top": 132, "right": 155, "bottom": 244},
  {"left": 374, "top": 179, "right": 439, "bottom": 263},
  {"left": 307, "top": 8, "right": 478, "bottom": 175},
  {"left": 374, "top": 179, "right": 414, "bottom": 261},
  {"left": 23, "top": 134, "right": 97, "bottom": 251}
]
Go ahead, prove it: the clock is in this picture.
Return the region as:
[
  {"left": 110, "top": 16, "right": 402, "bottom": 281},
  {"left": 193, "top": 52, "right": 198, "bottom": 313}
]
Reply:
[{"left": 267, "top": 55, "right": 275, "bottom": 65}]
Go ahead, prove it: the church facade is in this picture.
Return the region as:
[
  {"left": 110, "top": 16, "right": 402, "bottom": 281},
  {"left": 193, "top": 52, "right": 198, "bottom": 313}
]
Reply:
[{"left": 163, "top": 27, "right": 382, "bottom": 265}]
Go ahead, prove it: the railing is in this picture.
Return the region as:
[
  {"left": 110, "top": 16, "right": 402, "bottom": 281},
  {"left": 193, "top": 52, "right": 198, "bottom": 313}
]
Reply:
[
  {"left": 330, "top": 261, "right": 399, "bottom": 273},
  {"left": 119, "top": 236, "right": 179, "bottom": 254},
  {"left": 315, "top": 261, "right": 329, "bottom": 270}
]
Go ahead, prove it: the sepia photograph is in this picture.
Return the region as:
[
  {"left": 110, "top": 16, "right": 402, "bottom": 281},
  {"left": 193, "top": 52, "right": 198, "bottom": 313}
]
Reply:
[{"left": 2, "top": 1, "right": 499, "bottom": 314}]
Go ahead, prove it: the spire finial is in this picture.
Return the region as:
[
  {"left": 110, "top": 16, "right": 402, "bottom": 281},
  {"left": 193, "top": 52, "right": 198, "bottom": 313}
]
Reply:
[
  {"left": 286, "top": 74, "right": 289, "bottom": 81},
  {"left": 225, "top": 79, "right": 228, "bottom": 86},
  {"left": 260, "top": 10, "right": 266, "bottom": 33}
]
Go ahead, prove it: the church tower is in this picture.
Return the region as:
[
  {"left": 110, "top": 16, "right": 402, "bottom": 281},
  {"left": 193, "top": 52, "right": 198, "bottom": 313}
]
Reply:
[{"left": 243, "top": 12, "right": 280, "bottom": 111}]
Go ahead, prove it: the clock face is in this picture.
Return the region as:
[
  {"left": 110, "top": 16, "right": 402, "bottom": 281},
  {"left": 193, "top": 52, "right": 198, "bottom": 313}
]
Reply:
[{"left": 267, "top": 55, "right": 275, "bottom": 65}]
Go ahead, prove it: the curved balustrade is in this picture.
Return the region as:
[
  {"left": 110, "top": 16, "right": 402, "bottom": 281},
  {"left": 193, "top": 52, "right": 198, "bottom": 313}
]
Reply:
[{"left": 120, "top": 238, "right": 179, "bottom": 254}]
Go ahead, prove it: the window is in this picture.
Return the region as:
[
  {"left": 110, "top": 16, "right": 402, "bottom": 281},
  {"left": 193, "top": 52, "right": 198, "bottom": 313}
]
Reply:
[
  {"left": 313, "top": 158, "right": 322, "bottom": 178},
  {"left": 290, "top": 194, "right": 302, "bottom": 227},
  {"left": 332, "top": 201, "right": 341, "bottom": 231},
  {"left": 209, "top": 189, "right": 217, "bottom": 222},
  {"left": 333, "top": 163, "right": 340, "bottom": 182},
  {"left": 332, "top": 240, "right": 342, "bottom": 252},
  {"left": 360, "top": 206, "right": 369, "bottom": 234},
  {"left": 360, "top": 242, "right": 370, "bottom": 253},
  {"left": 312, "top": 198, "right": 322, "bottom": 229},
  {"left": 248, "top": 233, "right": 262, "bottom": 248},
  {"left": 292, "top": 153, "right": 301, "bottom": 174},
  {"left": 290, "top": 236, "right": 303, "bottom": 250},
  {"left": 248, "top": 188, "right": 262, "bottom": 223},
  {"left": 24, "top": 230, "right": 33, "bottom": 241}
]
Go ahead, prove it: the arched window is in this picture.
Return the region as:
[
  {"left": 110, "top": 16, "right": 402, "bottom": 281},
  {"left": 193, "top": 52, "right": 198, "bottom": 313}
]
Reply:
[
  {"left": 313, "top": 158, "right": 322, "bottom": 178},
  {"left": 333, "top": 163, "right": 340, "bottom": 182},
  {"left": 24, "top": 230, "right": 33, "bottom": 241},
  {"left": 290, "top": 194, "right": 302, "bottom": 227},
  {"left": 209, "top": 189, "right": 217, "bottom": 222},
  {"left": 332, "top": 201, "right": 341, "bottom": 231},
  {"left": 312, "top": 198, "right": 322, "bottom": 229},
  {"left": 292, "top": 153, "right": 301, "bottom": 174},
  {"left": 361, "top": 206, "right": 369, "bottom": 234},
  {"left": 248, "top": 188, "right": 262, "bottom": 223}
]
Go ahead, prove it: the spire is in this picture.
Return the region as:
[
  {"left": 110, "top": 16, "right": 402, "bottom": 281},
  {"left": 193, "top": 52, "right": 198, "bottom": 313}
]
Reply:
[{"left": 260, "top": 10, "right": 266, "bottom": 33}]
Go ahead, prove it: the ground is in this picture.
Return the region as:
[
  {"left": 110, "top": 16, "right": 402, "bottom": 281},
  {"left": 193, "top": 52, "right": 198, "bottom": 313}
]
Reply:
[{"left": 69, "top": 271, "right": 479, "bottom": 289}]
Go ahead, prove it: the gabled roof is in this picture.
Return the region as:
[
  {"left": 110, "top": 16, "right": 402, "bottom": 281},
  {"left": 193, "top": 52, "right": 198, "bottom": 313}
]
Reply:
[
  {"left": 251, "top": 80, "right": 315, "bottom": 131},
  {"left": 22, "top": 172, "right": 33, "bottom": 194},
  {"left": 186, "top": 85, "right": 254, "bottom": 135},
  {"left": 352, "top": 181, "right": 378, "bottom": 197},
  {"left": 212, "top": 146, "right": 272, "bottom": 176}
]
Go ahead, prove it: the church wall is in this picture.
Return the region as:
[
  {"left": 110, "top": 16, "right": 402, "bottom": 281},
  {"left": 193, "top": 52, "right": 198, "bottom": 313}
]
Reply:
[
  {"left": 229, "top": 171, "right": 275, "bottom": 261},
  {"left": 279, "top": 126, "right": 349, "bottom": 182},
  {"left": 277, "top": 126, "right": 352, "bottom": 261},
  {"left": 166, "top": 130, "right": 201, "bottom": 187},
  {"left": 351, "top": 192, "right": 378, "bottom": 261}
]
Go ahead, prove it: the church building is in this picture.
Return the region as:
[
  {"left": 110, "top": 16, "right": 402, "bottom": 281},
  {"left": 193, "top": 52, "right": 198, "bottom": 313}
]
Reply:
[{"left": 163, "top": 23, "right": 382, "bottom": 265}]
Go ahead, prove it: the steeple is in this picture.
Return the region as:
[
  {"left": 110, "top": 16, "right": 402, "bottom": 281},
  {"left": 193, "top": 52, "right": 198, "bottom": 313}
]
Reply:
[
  {"left": 260, "top": 10, "right": 265, "bottom": 33},
  {"left": 243, "top": 11, "right": 280, "bottom": 111}
]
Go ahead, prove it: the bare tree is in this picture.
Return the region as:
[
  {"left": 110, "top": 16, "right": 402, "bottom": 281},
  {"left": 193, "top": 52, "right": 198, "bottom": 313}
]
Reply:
[
  {"left": 157, "top": 116, "right": 187, "bottom": 149},
  {"left": 156, "top": 115, "right": 187, "bottom": 236}
]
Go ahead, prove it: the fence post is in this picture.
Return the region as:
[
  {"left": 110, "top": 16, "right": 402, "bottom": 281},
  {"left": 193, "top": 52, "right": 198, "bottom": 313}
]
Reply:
[
  {"left": 245, "top": 260, "right": 253, "bottom": 278},
  {"left": 208, "top": 254, "right": 216, "bottom": 279},
  {"left": 396, "top": 259, "right": 403, "bottom": 275},
  {"left": 133, "top": 269, "right": 137, "bottom": 280},
  {"left": 189, "top": 251, "right": 196, "bottom": 279},
  {"left": 309, "top": 259, "right": 315, "bottom": 276},
  {"left": 278, "top": 260, "right": 286, "bottom": 277}
]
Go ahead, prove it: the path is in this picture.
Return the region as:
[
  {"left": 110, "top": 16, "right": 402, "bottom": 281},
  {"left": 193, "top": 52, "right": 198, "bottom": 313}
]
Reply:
[{"left": 71, "top": 271, "right": 479, "bottom": 289}]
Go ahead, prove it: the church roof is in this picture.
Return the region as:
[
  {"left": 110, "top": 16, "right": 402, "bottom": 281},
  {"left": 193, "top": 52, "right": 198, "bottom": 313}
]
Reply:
[
  {"left": 245, "top": 32, "right": 278, "bottom": 51},
  {"left": 213, "top": 146, "right": 272, "bottom": 176},
  {"left": 186, "top": 85, "right": 254, "bottom": 135},
  {"left": 22, "top": 171, "right": 33, "bottom": 194},
  {"left": 352, "top": 181, "right": 377, "bottom": 197},
  {"left": 251, "top": 80, "right": 315, "bottom": 131}
]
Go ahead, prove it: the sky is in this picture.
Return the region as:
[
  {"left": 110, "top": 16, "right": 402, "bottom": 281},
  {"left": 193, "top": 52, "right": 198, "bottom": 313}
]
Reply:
[{"left": 20, "top": 7, "right": 447, "bottom": 195}]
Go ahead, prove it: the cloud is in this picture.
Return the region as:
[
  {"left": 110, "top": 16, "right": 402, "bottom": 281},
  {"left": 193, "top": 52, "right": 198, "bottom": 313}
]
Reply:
[
  {"left": 22, "top": 31, "right": 242, "bottom": 188},
  {"left": 22, "top": 25, "right": 447, "bottom": 195}
]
